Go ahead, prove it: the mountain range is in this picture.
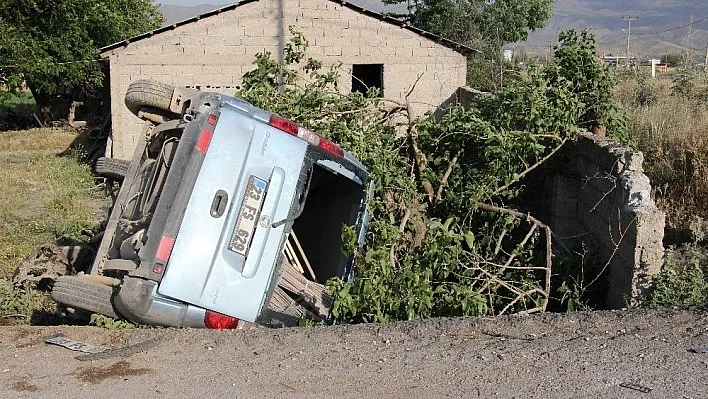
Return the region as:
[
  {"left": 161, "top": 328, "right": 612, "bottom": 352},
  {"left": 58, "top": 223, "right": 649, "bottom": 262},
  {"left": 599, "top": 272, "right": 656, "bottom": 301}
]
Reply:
[
  {"left": 524, "top": 0, "right": 708, "bottom": 59},
  {"left": 157, "top": 0, "right": 708, "bottom": 59}
]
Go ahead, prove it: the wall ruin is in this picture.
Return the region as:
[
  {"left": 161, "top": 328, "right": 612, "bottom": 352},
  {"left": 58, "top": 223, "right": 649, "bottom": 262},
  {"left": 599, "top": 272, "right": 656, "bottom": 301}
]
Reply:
[{"left": 533, "top": 132, "right": 665, "bottom": 308}]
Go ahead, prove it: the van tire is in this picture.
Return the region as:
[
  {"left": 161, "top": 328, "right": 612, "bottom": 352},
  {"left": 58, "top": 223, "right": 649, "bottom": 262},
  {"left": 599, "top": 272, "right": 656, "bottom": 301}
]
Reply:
[
  {"left": 51, "top": 276, "right": 121, "bottom": 319},
  {"left": 125, "top": 80, "right": 175, "bottom": 116},
  {"left": 95, "top": 157, "right": 130, "bottom": 181}
]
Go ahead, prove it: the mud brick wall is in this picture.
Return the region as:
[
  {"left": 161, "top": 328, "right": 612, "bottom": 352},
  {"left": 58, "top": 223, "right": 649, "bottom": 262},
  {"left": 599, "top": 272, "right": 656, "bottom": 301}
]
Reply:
[
  {"left": 101, "top": 0, "right": 467, "bottom": 159},
  {"left": 538, "top": 132, "right": 665, "bottom": 308}
]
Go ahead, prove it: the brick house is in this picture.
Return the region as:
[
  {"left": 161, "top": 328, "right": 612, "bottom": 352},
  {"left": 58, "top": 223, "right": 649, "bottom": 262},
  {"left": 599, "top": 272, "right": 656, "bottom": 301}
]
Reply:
[{"left": 100, "top": 0, "right": 472, "bottom": 159}]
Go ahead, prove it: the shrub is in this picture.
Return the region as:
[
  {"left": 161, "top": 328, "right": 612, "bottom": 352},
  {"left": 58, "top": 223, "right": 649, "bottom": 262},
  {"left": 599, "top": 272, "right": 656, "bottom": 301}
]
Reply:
[{"left": 650, "top": 218, "right": 708, "bottom": 307}]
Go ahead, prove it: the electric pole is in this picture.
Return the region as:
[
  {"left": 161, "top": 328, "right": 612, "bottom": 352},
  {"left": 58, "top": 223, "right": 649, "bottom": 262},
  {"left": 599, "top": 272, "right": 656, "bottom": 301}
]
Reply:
[
  {"left": 621, "top": 16, "right": 639, "bottom": 67},
  {"left": 704, "top": 41, "right": 708, "bottom": 71}
]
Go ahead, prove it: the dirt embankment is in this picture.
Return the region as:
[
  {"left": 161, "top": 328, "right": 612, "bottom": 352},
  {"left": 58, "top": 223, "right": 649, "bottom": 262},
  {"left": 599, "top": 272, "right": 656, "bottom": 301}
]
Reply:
[{"left": 1, "top": 306, "right": 707, "bottom": 398}]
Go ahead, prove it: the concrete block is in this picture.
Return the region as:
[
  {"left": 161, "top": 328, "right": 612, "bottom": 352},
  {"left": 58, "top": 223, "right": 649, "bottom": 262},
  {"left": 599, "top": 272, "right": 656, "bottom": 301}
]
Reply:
[
  {"left": 619, "top": 171, "right": 652, "bottom": 209},
  {"left": 619, "top": 150, "right": 644, "bottom": 173},
  {"left": 324, "top": 46, "right": 342, "bottom": 56}
]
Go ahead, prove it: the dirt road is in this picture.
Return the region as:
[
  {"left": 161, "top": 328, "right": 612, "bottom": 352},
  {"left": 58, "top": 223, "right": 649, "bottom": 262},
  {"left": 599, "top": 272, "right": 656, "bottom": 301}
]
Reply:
[{"left": 2, "top": 306, "right": 707, "bottom": 398}]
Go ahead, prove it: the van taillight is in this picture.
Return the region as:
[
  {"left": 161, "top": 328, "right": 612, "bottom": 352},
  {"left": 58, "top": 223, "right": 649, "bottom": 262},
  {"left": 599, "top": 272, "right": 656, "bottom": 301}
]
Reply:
[
  {"left": 268, "top": 114, "right": 299, "bottom": 135},
  {"left": 268, "top": 114, "right": 344, "bottom": 158},
  {"left": 318, "top": 137, "right": 344, "bottom": 157},
  {"left": 204, "top": 310, "right": 240, "bottom": 329},
  {"left": 196, "top": 114, "right": 219, "bottom": 153},
  {"left": 155, "top": 236, "right": 175, "bottom": 262}
]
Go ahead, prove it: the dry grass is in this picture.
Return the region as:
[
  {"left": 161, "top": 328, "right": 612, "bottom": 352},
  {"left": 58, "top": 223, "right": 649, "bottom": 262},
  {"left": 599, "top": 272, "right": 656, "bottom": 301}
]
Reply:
[
  {"left": 0, "top": 128, "right": 78, "bottom": 151},
  {"left": 0, "top": 128, "right": 108, "bottom": 279},
  {"left": 619, "top": 74, "right": 708, "bottom": 236}
]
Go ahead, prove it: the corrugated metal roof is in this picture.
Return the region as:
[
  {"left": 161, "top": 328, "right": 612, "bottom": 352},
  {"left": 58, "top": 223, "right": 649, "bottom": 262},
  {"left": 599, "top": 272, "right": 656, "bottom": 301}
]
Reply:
[{"left": 99, "top": 0, "right": 477, "bottom": 55}]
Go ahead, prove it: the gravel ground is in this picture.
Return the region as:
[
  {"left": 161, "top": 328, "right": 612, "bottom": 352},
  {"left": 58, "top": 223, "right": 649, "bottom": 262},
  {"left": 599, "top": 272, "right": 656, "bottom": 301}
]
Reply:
[{"left": 1, "top": 306, "right": 708, "bottom": 398}]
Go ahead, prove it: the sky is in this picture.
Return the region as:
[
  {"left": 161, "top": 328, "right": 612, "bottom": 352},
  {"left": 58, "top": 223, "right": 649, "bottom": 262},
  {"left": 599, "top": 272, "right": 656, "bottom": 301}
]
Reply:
[{"left": 157, "top": 0, "right": 390, "bottom": 8}]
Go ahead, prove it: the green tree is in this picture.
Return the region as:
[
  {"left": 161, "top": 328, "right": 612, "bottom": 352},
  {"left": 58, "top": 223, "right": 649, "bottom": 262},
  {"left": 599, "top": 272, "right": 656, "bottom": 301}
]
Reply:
[
  {"left": 662, "top": 52, "right": 684, "bottom": 68},
  {"left": 383, "top": 0, "right": 555, "bottom": 89},
  {"left": 0, "top": 0, "right": 162, "bottom": 121}
]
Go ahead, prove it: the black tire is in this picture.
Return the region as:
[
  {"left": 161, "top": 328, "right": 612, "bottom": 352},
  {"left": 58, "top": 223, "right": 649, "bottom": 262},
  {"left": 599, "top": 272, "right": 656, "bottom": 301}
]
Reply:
[
  {"left": 124, "top": 80, "right": 175, "bottom": 116},
  {"left": 51, "top": 276, "right": 121, "bottom": 319},
  {"left": 95, "top": 157, "right": 130, "bottom": 181}
]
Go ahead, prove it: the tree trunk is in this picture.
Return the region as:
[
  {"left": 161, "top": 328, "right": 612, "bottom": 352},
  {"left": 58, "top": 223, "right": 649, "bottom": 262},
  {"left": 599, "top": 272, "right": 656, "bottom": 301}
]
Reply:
[
  {"left": 29, "top": 86, "right": 52, "bottom": 127},
  {"left": 28, "top": 85, "right": 70, "bottom": 126}
]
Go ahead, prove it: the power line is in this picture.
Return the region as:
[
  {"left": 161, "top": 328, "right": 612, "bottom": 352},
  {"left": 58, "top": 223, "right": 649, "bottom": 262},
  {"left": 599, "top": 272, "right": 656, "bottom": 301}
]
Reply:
[
  {"left": 631, "top": 14, "right": 708, "bottom": 36},
  {"left": 598, "top": 36, "right": 628, "bottom": 46}
]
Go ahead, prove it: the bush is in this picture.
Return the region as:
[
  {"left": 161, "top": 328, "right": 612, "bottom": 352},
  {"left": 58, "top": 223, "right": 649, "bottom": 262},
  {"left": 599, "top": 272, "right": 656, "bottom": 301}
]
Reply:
[
  {"left": 650, "top": 218, "right": 708, "bottom": 307},
  {"left": 672, "top": 66, "right": 697, "bottom": 99},
  {"left": 633, "top": 74, "right": 659, "bottom": 107},
  {"left": 662, "top": 53, "right": 684, "bottom": 68}
]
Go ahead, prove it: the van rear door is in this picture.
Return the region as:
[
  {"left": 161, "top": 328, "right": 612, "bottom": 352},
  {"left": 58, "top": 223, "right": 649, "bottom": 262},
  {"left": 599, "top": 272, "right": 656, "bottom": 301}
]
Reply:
[{"left": 157, "top": 109, "right": 308, "bottom": 322}]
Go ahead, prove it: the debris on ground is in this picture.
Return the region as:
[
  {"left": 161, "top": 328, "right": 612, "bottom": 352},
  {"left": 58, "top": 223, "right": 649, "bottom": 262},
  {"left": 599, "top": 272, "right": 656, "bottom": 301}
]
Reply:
[
  {"left": 45, "top": 333, "right": 109, "bottom": 354},
  {"left": 45, "top": 332, "right": 161, "bottom": 361},
  {"left": 75, "top": 338, "right": 160, "bottom": 362},
  {"left": 12, "top": 245, "right": 94, "bottom": 289},
  {"left": 619, "top": 381, "right": 652, "bottom": 393}
]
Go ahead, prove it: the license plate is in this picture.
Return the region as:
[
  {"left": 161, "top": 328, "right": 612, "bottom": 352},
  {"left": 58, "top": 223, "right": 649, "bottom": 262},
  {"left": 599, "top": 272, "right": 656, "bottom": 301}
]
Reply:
[{"left": 229, "top": 176, "right": 267, "bottom": 256}]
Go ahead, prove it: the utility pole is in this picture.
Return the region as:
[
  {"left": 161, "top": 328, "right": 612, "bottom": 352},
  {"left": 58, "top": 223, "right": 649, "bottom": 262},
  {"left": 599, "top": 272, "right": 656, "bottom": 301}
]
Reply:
[
  {"left": 683, "top": 15, "right": 696, "bottom": 67},
  {"left": 621, "top": 16, "right": 639, "bottom": 68},
  {"left": 704, "top": 41, "right": 708, "bottom": 71}
]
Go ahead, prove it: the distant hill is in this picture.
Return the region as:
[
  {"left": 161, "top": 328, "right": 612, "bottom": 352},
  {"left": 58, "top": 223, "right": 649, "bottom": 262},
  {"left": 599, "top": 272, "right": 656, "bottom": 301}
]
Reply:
[
  {"left": 158, "top": 1, "right": 708, "bottom": 59},
  {"left": 159, "top": 4, "right": 229, "bottom": 25},
  {"left": 520, "top": 0, "right": 708, "bottom": 59}
]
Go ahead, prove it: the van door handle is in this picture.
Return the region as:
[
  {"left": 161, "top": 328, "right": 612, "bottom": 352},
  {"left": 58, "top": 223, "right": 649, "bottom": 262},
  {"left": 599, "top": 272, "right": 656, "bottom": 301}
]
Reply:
[{"left": 210, "top": 190, "right": 228, "bottom": 218}]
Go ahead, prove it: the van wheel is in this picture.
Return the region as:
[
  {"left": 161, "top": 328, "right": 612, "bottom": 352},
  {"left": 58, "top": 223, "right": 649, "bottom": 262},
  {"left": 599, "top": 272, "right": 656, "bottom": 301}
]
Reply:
[
  {"left": 51, "top": 276, "right": 121, "bottom": 319},
  {"left": 124, "top": 80, "right": 175, "bottom": 117},
  {"left": 95, "top": 157, "right": 130, "bottom": 181}
]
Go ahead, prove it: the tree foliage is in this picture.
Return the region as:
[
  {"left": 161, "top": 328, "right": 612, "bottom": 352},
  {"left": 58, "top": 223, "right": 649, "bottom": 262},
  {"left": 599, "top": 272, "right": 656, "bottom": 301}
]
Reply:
[
  {"left": 238, "top": 28, "right": 625, "bottom": 323},
  {"left": 0, "top": 0, "right": 162, "bottom": 113},
  {"left": 383, "top": 0, "right": 555, "bottom": 89},
  {"left": 387, "top": 0, "right": 553, "bottom": 46}
]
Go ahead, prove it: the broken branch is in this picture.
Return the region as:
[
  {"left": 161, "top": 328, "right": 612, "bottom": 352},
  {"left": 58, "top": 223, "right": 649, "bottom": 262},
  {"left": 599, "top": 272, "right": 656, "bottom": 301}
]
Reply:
[
  {"left": 492, "top": 137, "right": 568, "bottom": 197},
  {"left": 435, "top": 151, "right": 461, "bottom": 203}
]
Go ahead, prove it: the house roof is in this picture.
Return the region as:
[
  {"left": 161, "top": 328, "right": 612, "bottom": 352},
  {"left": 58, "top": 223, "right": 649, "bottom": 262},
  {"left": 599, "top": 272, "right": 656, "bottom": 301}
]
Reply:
[{"left": 99, "top": 0, "right": 477, "bottom": 55}]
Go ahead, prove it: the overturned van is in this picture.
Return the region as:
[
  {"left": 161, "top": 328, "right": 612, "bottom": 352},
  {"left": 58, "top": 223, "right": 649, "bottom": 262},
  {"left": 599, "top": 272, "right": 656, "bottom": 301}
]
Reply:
[{"left": 51, "top": 80, "right": 372, "bottom": 329}]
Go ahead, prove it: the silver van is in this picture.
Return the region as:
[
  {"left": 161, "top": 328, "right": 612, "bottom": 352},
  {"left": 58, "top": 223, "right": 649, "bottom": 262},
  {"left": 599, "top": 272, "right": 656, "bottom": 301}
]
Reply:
[{"left": 51, "top": 80, "right": 371, "bottom": 329}]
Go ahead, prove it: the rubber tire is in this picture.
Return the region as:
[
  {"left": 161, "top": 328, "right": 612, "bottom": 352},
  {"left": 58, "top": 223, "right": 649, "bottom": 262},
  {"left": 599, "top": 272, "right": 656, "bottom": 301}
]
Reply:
[
  {"left": 95, "top": 157, "right": 130, "bottom": 181},
  {"left": 51, "top": 275, "right": 121, "bottom": 319},
  {"left": 124, "top": 80, "right": 175, "bottom": 117}
]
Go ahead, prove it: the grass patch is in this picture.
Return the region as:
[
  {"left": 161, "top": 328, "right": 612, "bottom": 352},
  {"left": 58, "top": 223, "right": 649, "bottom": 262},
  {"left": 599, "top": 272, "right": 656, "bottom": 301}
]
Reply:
[
  {"left": 0, "top": 128, "right": 109, "bottom": 279},
  {"left": 619, "top": 73, "right": 708, "bottom": 236},
  {"left": 0, "top": 90, "right": 36, "bottom": 107},
  {"left": 0, "top": 278, "right": 54, "bottom": 325},
  {"left": 620, "top": 71, "right": 708, "bottom": 307}
]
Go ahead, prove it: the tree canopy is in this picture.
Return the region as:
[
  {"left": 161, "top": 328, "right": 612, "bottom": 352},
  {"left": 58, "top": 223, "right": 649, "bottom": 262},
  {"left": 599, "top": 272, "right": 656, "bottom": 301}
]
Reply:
[
  {"left": 0, "top": 0, "right": 162, "bottom": 113},
  {"left": 384, "top": 0, "right": 554, "bottom": 46},
  {"left": 384, "top": 0, "right": 555, "bottom": 89}
]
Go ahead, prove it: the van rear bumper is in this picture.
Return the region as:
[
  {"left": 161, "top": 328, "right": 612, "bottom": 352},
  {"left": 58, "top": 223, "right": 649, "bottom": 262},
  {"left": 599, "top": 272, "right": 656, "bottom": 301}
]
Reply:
[{"left": 114, "top": 276, "right": 206, "bottom": 328}]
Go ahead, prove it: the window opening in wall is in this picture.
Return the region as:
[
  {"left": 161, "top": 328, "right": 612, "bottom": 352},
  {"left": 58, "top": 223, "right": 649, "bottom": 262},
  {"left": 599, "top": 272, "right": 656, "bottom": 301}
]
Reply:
[{"left": 351, "top": 64, "right": 383, "bottom": 97}]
